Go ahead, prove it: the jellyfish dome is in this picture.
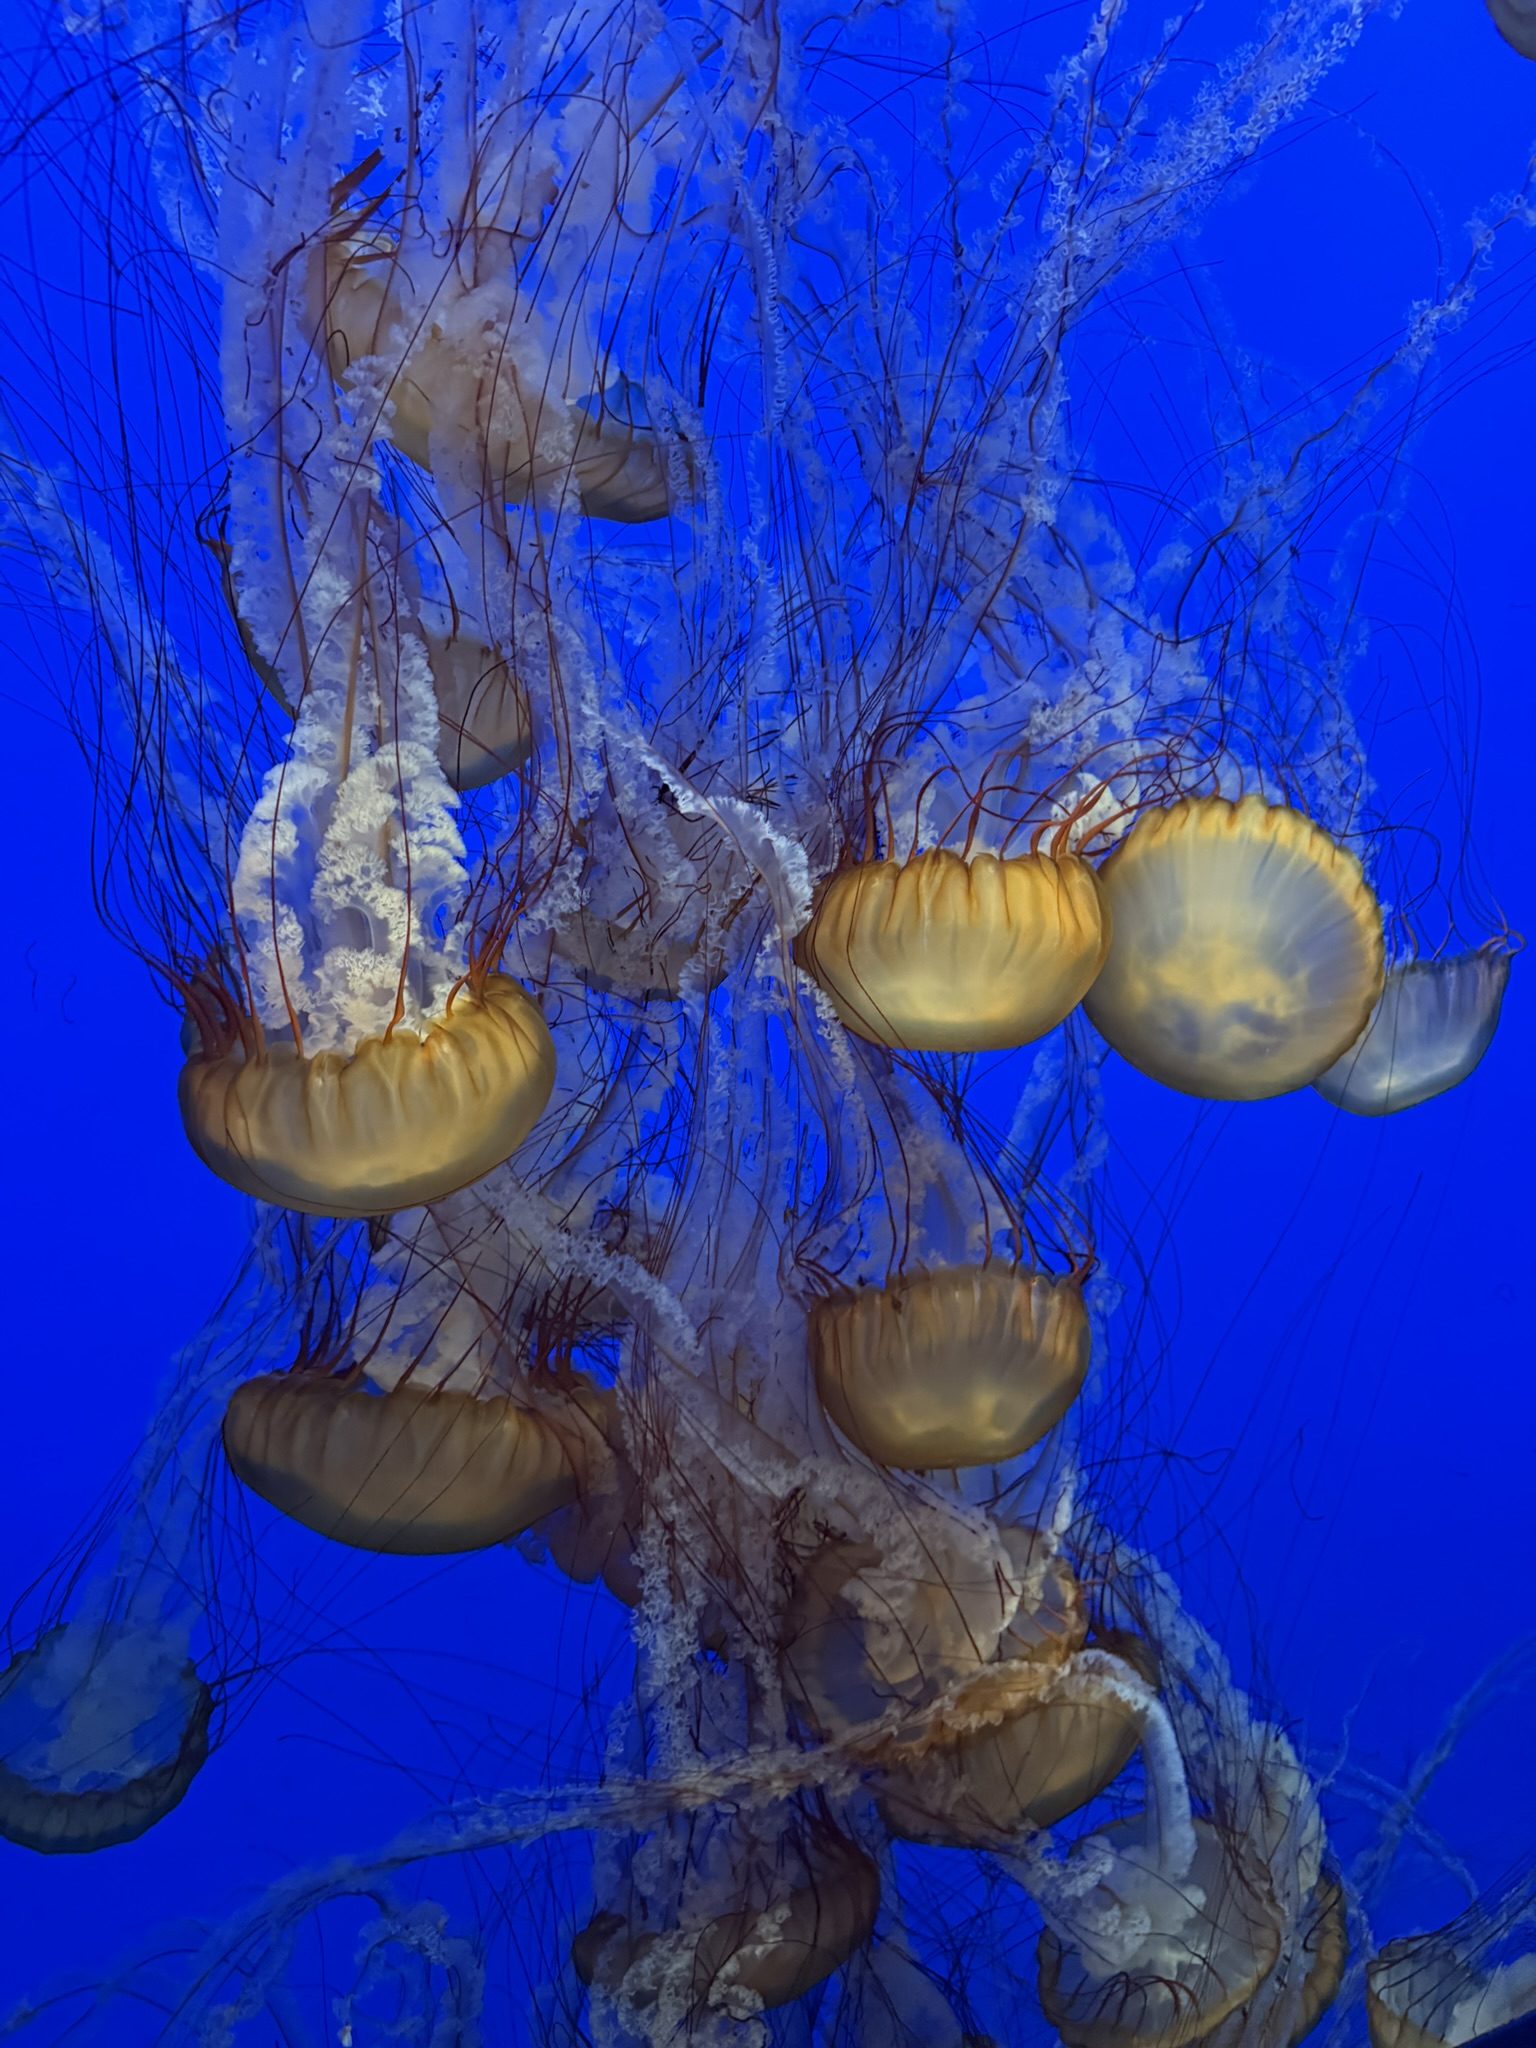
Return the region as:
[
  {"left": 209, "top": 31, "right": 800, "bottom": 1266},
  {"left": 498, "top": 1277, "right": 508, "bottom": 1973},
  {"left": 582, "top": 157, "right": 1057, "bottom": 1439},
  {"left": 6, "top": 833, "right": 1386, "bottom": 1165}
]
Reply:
[
  {"left": 1488, "top": 0, "right": 1536, "bottom": 59},
  {"left": 1369, "top": 1875, "right": 1536, "bottom": 2048},
  {"left": 1083, "top": 797, "right": 1384, "bottom": 1099}
]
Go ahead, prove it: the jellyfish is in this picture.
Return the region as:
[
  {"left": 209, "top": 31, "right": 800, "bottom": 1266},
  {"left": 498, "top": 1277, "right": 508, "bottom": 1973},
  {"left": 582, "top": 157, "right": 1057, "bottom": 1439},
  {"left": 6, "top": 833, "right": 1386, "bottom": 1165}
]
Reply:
[
  {"left": 1082, "top": 797, "right": 1385, "bottom": 1101},
  {"left": 1312, "top": 950, "right": 1513, "bottom": 1116},
  {"left": 1488, "top": 0, "right": 1536, "bottom": 59},
  {"left": 795, "top": 848, "right": 1110, "bottom": 1053},
  {"left": 1369, "top": 1869, "right": 1536, "bottom": 2048}
]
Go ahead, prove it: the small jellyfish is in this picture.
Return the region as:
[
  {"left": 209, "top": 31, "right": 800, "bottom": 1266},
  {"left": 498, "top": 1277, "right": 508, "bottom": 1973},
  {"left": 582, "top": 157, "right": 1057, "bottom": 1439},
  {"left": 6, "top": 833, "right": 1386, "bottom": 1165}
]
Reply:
[
  {"left": 808, "top": 1264, "right": 1089, "bottom": 1469},
  {"left": 222, "top": 1369, "right": 605, "bottom": 1554},
  {"left": 794, "top": 848, "right": 1109, "bottom": 1053},
  {"left": 179, "top": 973, "right": 557, "bottom": 1217},
  {"left": 416, "top": 628, "right": 531, "bottom": 791},
  {"left": 1312, "top": 950, "right": 1511, "bottom": 1115},
  {"left": 0, "top": 1620, "right": 213, "bottom": 1854},
  {"left": 1488, "top": 0, "right": 1536, "bottom": 59},
  {"left": 1083, "top": 795, "right": 1384, "bottom": 1099}
]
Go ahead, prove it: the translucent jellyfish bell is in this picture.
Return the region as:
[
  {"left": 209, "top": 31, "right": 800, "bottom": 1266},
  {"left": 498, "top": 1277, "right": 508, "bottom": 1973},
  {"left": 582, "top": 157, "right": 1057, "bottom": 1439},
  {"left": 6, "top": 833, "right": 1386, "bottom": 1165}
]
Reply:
[
  {"left": 573, "top": 1810, "right": 880, "bottom": 2019},
  {"left": 1312, "top": 950, "right": 1511, "bottom": 1115},
  {"left": 809, "top": 1264, "right": 1089, "bottom": 1469},
  {"left": 1488, "top": 0, "right": 1536, "bottom": 58},
  {"left": 179, "top": 974, "right": 557, "bottom": 1217},
  {"left": 325, "top": 234, "right": 674, "bottom": 523},
  {"left": 1084, "top": 796, "right": 1384, "bottom": 1100},
  {"left": 794, "top": 848, "right": 1110, "bottom": 1053},
  {"left": 222, "top": 1372, "right": 602, "bottom": 1554},
  {"left": 1038, "top": 1816, "right": 1284, "bottom": 2048},
  {"left": 1369, "top": 1893, "right": 1536, "bottom": 2048},
  {"left": 1188, "top": 1875, "right": 1347, "bottom": 2048},
  {"left": 419, "top": 629, "right": 531, "bottom": 791},
  {"left": 0, "top": 1620, "right": 212, "bottom": 1854}
]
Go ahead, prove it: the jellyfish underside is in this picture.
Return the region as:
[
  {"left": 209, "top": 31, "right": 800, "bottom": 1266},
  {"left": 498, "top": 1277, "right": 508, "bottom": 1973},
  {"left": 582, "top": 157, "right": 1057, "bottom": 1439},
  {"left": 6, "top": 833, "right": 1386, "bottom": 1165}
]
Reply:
[
  {"left": 1191, "top": 1876, "right": 1348, "bottom": 2048},
  {"left": 810, "top": 1263, "right": 1089, "bottom": 1469},
  {"left": 0, "top": 1624, "right": 213, "bottom": 1854},
  {"left": 1313, "top": 951, "right": 1511, "bottom": 1115},
  {"left": 222, "top": 1373, "right": 590, "bottom": 1553},
  {"left": 795, "top": 849, "right": 1110, "bottom": 1053},
  {"left": 1039, "top": 1817, "right": 1284, "bottom": 2048},
  {"left": 179, "top": 974, "right": 557, "bottom": 1217},
  {"left": 572, "top": 1816, "right": 880, "bottom": 2017},
  {"left": 1084, "top": 796, "right": 1384, "bottom": 1100}
]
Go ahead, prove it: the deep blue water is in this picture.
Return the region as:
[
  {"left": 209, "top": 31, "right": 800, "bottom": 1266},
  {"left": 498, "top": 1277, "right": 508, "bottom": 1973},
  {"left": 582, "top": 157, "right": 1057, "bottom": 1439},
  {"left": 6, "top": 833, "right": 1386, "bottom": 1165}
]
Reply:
[{"left": 0, "top": 0, "right": 1530, "bottom": 2035}]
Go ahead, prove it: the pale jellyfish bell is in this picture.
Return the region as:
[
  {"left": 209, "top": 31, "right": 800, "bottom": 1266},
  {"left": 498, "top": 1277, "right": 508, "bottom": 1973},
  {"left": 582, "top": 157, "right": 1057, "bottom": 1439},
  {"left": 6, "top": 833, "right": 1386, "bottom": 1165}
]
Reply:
[
  {"left": 1084, "top": 795, "right": 1385, "bottom": 1100},
  {"left": 1312, "top": 949, "right": 1512, "bottom": 1116},
  {"left": 1369, "top": 1885, "right": 1536, "bottom": 2048},
  {"left": 0, "top": 1618, "right": 212, "bottom": 1854}
]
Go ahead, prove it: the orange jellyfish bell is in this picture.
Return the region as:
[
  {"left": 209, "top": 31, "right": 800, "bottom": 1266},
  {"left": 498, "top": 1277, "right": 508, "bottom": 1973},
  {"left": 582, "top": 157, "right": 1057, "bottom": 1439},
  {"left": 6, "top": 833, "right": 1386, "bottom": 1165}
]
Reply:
[
  {"left": 0, "top": 1624, "right": 213, "bottom": 1855},
  {"left": 179, "top": 974, "right": 556, "bottom": 1217},
  {"left": 1312, "top": 949, "right": 1511, "bottom": 1116},
  {"left": 809, "top": 1264, "right": 1089, "bottom": 1469},
  {"left": 1184, "top": 1874, "right": 1348, "bottom": 2048},
  {"left": 794, "top": 847, "right": 1109, "bottom": 1053},
  {"left": 572, "top": 1812, "right": 879, "bottom": 2017},
  {"left": 1038, "top": 1816, "right": 1284, "bottom": 2048},
  {"left": 1083, "top": 795, "right": 1384, "bottom": 1100},
  {"left": 222, "top": 1371, "right": 599, "bottom": 1553}
]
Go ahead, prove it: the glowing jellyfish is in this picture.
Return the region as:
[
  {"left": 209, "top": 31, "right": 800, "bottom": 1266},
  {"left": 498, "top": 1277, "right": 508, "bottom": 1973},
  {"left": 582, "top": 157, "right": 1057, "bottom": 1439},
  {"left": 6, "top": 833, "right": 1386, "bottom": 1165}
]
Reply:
[
  {"left": 180, "top": 974, "right": 557, "bottom": 1216},
  {"left": 795, "top": 850, "right": 1109, "bottom": 1052},
  {"left": 1313, "top": 949, "right": 1512, "bottom": 1115},
  {"left": 1083, "top": 796, "right": 1384, "bottom": 1099},
  {"left": 809, "top": 1264, "right": 1089, "bottom": 1468},
  {"left": 0, "top": 1622, "right": 212, "bottom": 1854}
]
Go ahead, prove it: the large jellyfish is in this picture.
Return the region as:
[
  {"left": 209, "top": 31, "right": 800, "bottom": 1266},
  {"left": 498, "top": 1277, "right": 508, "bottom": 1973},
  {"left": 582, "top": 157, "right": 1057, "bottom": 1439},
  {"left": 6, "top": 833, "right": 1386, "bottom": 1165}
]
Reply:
[{"left": 0, "top": 0, "right": 1529, "bottom": 2040}]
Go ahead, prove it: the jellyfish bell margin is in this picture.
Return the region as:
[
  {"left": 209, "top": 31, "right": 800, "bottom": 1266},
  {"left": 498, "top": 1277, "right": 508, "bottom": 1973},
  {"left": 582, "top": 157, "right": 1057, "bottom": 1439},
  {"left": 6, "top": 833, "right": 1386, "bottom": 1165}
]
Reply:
[
  {"left": 1312, "top": 949, "right": 1514, "bottom": 1117},
  {"left": 178, "top": 971, "right": 557, "bottom": 1217}
]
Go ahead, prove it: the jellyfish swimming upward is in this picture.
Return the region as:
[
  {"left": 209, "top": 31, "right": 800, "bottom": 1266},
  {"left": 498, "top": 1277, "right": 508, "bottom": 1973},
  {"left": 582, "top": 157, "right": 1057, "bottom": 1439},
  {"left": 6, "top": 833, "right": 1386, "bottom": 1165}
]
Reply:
[{"left": 0, "top": 0, "right": 1529, "bottom": 2041}]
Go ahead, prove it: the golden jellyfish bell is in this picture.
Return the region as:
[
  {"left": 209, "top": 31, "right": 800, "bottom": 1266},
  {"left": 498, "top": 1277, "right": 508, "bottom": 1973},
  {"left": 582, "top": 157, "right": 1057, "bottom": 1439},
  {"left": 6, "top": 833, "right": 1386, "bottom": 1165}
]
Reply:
[
  {"left": 1083, "top": 796, "right": 1384, "bottom": 1100},
  {"left": 0, "top": 1626, "right": 213, "bottom": 1855},
  {"left": 794, "top": 848, "right": 1110, "bottom": 1053},
  {"left": 876, "top": 1632, "right": 1149, "bottom": 1849},
  {"left": 809, "top": 1264, "right": 1089, "bottom": 1470},
  {"left": 1488, "top": 0, "right": 1536, "bottom": 58},
  {"left": 222, "top": 1373, "right": 592, "bottom": 1553},
  {"left": 179, "top": 975, "right": 556, "bottom": 1218},
  {"left": 1039, "top": 1816, "right": 1284, "bottom": 2048},
  {"left": 421, "top": 630, "right": 532, "bottom": 790},
  {"left": 1313, "top": 950, "right": 1511, "bottom": 1117},
  {"left": 572, "top": 1815, "right": 879, "bottom": 2017}
]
